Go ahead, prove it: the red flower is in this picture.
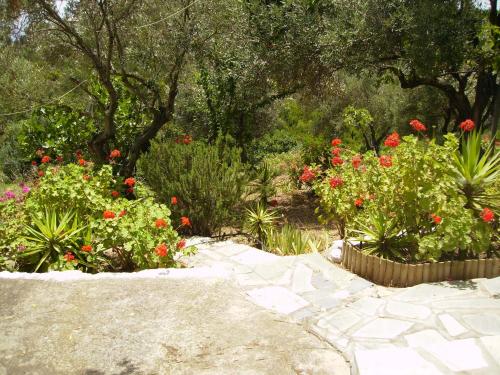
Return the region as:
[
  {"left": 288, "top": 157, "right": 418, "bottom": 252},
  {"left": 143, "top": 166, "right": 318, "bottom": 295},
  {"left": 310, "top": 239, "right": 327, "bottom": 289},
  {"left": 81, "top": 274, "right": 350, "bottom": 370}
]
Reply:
[
  {"left": 355, "top": 198, "right": 363, "bottom": 207},
  {"left": 119, "top": 210, "right": 127, "bottom": 217},
  {"left": 81, "top": 245, "right": 92, "bottom": 252},
  {"left": 299, "top": 166, "right": 315, "bottom": 183},
  {"left": 124, "top": 177, "right": 135, "bottom": 187},
  {"left": 111, "top": 191, "right": 120, "bottom": 198},
  {"left": 331, "top": 147, "right": 341, "bottom": 156},
  {"left": 384, "top": 132, "right": 400, "bottom": 148},
  {"left": 183, "top": 135, "right": 192, "bottom": 145},
  {"left": 480, "top": 208, "right": 494, "bottom": 223},
  {"left": 155, "top": 243, "right": 168, "bottom": 257},
  {"left": 126, "top": 187, "right": 134, "bottom": 195},
  {"left": 176, "top": 239, "right": 186, "bottom": 249},
  {"left": 331, "top": 156, "right": 344, "bottom": 166},
  {"left": 351, "top": 155, "right": 362, "bottom": 170},
  {"left": 329, "top": 176, "right": 344, "bottom": 189},
  {"left": 155, "top": 218, "right": 168, "bottom": 229},
  {"left": 181, "top": 216, "right": 191, "bottom": 227},
  {"left": 83, "top": 174, "right": 91, "bottom": 181},
  {"left": 459, "top": 119, "right": 475, "bottom": 132},
  {"left": 431, "top": 214, "right": 442, "bottom": 225},
  {"left": 31, "top": 160, "right": 38, "bottom": 166},
  {"left": 56, "top": 155, "right": 63, "bottom": 163},
  {"left": 64, "top": 252, "right": 75, "bottom": 262},
  {"left": 110, "top": 149, "right": 121, "bottom": 158},
  {"left": 409, "top": 119, "right": 427, "bottom": 132},
  {"left": 171, "top": 196, "right": 178, "bottom": 205},
  {"left": 41, "top": 155, "right": 51, "bottom": 164},
  {"left": 38, "top": 170, "right": 44, "bottom": 177},
  {"left": 78, "top": 159, "right": 86, "bottom": 166},
  {"left": 331, "top": 138, "right": 342, "bottom": 146},
  {"left": 103, "top": 210, "right": 116, "bottom": 219},
  {"left": 379, "top": 155, "right": 393, "bottom": 167}
]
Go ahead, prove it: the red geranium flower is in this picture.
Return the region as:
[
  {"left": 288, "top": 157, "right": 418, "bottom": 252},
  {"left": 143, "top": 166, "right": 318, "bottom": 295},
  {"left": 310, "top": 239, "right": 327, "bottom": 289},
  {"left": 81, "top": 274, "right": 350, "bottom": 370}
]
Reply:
[
  {"left": 183, "top": 135, "right": 192, "bottom": 145},
  {"left": 78, "top": 159, "right": 86, "bottom": 166},
  {"left": 379, "top": 155, "right": 393, "bottom": 167},
  {"left": 409, "top": 119, "right": 427, "bottom": 132},
  {"left": 351, "top": 155, "right": 362, "bottom": 170},
  {"left": 155, "top": 243, "right": 168, "bottom": 257},
  {"left": 41, "top": 155, "right": 51, "bottom": 164},
  {"left": 181, "top": 216, "right": 191, "bottom": 227},
  {"left": 81, "top": 245, "right": 92, "bottom": 252},
  {"left": 111, "top": 191, "right": 120, "bottom": 198},
  {"left": 110, "top": 149, "right": 121, "bottom": 158},
  {"left": 331, "top": 138, "right": 342, "bottom": 146},
  {"left": 331, "top": 147, "right": 341, "bottom": 156},
  {"left": 355, "top": 198, "right": 363, "bottom": 207},
  {"left": 329, "top": 176, "right": 344, "bottom": 189},
  {"left": 480, "top": 207, "right": 494, "bottom": 223},
  {"left": 103, "top": 210, "right": 116, "bottom": 219},
  {"left": 83, "top": 174, "right": 91, "bottom": 181},
  {"left": 155, "top": 218, "right": 168, "bottom": 229},
  {"left": 126, "top": 187, "right": 134, "bottom": 195},
  {"left": 459, "top": 119, "right": 475, "bottom": 132},
  {"left": 299, "top": 166, "right": 315, "bottom": 183},
  {"left": 31, "top": 160, "right": 38, "bottom": 166},
  {"left": 331, "top": 156, "right": 344, "bottom": 166},
  {"left": 64, "top": 252, "right": 75, "bottom": 262},
  {"left": 384, "top": 132, "right": 400, "bottom": 148},
  {"left": 171, "top": 196, "right": 178, "bottom": 205},
  {"left": 56, "top": 155, "right": 63, "bottom": 163},
  {"left": 124, "top": 177, "right": 135, "bottom": 187},
  {"left": 176, "top": 239, "right": 186, "bottom": 249},
  {"left": 431, "top": 214, "right": 442, "bottom": 225},
  {"left": 119, "top": 210, "right": 127, "bottom": 217},
  {"left": 38, "top": 170, "right": 44, "bottom": 177}
]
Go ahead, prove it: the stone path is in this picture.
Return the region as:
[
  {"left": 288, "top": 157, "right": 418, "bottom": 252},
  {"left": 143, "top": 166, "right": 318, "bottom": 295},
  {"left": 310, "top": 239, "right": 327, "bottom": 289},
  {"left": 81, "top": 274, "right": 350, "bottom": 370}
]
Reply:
[{"left": 182, "top": 238, "right": 500, "bottom": 375}]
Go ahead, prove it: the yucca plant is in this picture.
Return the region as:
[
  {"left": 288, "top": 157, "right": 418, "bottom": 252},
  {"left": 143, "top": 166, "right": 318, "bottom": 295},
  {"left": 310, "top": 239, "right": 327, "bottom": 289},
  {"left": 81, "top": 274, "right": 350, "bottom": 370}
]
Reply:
[
  {"left": 452, "top": 130, "right": 500, "bottom": 212},
  {"left": 348, "top": 211, "right": 416, "bottom": 261},
  {"left": 20, "top": 209, "right": 86, "bottom": 272},
  {"left": 244, "top": 203, "right": 279, "bottom": 249},
  {"left": 249, "top": 161, "right": 278, "bottom": 206}
]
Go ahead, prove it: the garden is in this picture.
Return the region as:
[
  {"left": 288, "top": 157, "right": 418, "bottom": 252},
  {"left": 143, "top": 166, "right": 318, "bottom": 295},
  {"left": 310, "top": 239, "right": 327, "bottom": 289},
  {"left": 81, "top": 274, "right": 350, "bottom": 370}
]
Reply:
[{"left": 0, "top": 0, "right": 498, "bottom": 284}]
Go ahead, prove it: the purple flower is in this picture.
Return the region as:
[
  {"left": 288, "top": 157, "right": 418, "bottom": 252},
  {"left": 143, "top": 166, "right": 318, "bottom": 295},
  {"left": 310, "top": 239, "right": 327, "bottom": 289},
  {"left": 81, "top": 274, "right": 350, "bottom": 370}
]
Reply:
[
  {"left": 22, "top": 186, "right": 30, "bottom": 194},
  {"left": 4, "top": 191, "right": 15, "bottom": 199}
]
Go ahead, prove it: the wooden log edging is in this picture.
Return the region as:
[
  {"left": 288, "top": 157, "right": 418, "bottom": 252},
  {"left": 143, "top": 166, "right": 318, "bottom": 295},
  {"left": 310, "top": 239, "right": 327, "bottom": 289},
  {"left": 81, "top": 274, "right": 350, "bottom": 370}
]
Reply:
[{"left": 341, "top": 242, "right": 500, "bottom": 287}]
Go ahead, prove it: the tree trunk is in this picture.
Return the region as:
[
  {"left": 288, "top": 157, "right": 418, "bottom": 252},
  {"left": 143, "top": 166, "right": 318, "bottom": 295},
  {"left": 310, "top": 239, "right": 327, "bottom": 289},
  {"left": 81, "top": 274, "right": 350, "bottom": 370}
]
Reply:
[{"left": 491, "top": 82, "right": 500, "bottom": 137}]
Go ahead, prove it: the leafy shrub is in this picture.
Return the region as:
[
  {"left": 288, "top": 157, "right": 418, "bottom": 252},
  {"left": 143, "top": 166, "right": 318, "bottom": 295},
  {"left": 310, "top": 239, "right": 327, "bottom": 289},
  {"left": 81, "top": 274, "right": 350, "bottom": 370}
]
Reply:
[
  {"left": 1, "top": 163, "right": 191, "bottom": 272},
  {"left": 137, "top": 137, "right": 249, "bottom": 236},
  {"left": 312, "top": 127, "right": 497, "bottom": 262},
  {"left": 247, "top": 129, "right": 299, "bottom": 164}
]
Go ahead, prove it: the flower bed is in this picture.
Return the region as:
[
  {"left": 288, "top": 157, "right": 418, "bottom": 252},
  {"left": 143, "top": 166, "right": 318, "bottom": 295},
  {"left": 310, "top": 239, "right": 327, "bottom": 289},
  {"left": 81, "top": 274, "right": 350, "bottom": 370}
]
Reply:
[
  {"left": 342, "top": 241, "right": 499, "bottom": 287},
  {"left": 303, "top": 119, "right": 498, "bottom": 265}
]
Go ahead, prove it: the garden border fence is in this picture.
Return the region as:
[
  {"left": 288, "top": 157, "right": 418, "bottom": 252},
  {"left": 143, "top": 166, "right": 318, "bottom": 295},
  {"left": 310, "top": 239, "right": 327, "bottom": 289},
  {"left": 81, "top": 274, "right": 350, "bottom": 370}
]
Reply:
[{"left": 341, "top": 242, "right": 500, "bottom": 287}]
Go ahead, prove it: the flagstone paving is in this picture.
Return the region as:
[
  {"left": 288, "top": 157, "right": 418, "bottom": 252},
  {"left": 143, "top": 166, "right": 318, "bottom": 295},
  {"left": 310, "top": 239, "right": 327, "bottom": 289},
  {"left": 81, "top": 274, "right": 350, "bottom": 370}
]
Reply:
[{"left": 182, "top": 238, "right": 500, "bottom": 375}]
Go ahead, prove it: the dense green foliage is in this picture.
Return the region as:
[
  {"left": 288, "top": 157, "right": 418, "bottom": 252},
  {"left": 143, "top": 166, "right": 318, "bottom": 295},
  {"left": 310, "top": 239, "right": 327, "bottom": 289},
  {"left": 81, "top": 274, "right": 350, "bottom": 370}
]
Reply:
[{"left": 137, "top": 137, "right": 249, "bottom": 236}]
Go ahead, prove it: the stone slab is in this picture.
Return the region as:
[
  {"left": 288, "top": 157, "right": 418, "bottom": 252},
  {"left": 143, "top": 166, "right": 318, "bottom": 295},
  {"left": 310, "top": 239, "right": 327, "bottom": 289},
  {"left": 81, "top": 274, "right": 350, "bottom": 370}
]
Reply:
[
  {"left": 404, "top": 329, "right": 448, "bottom": 348},
  {"left": 479, "top": 335, "right": 500, "bottom": 366},
  {"left": 432, "top": 298, "right": 500, "bottom": 310},
  {"left": 350, "top": 297, "right": 385, "bottom": 316},
  {"left": 463, "top": 313, "right": 500, "bottom": 335},
  {"left": 318, "top": 308, "right": 364, "bottom": 332},
  {"left": 424, "top": 338, "right": 489, "bottom": 372},
  {"left": 246, "top": 286, "right": 309, "bottom": 314},
  {"left": 291, "top": 263, "right": 315, "bottom": 293},
  {"left": 355, "top": 347, "right": 444, "bottom": 375},
  {"left": 386, "top": 301, "right": 431, "bottom": 320},
  {"left": 480, "top": 277, "right": 500, "bottom": 297},
  {"left": 353, "top": 318, "right": 414, "bottom": 339},
  {"left": 231, "top": 248, "right": 278, "bottom": 265},
  {"left": 438, "top": 314, "right": 468, "bottom": 337},
  {"left": 392, "top": 283, "right": 473, "bottom": 303}
]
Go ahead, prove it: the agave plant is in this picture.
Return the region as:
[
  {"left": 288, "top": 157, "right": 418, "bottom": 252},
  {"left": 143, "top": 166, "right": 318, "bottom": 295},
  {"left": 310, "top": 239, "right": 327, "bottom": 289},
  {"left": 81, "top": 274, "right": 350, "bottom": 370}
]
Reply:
[
  {"left": 452, "top": 131, "right": 499, "bottom": 212},
  {"left": 265, "top": 224, "right": 327, "bottom": 255},
  {"left": 249, "top": 161, "right": 278, "bottom": 206},
  {"left": 348, "top": 211, "right": 416, "bottom": 261},
  {"left": 20, "top": 209, "right": 86, "bottom": 272},
  {"left": 244, "top": 203, "right": 279, "bottom": 249}
]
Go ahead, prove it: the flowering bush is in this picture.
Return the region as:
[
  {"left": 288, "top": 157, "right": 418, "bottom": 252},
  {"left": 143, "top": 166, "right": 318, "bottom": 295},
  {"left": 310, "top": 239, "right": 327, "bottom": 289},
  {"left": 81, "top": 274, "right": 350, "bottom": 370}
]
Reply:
[
  {"left": 312, "top": 126, "right": 498, "bottom": 262},
  {"left": 1, "top": 163, "right": 193, "bottom": 272}
]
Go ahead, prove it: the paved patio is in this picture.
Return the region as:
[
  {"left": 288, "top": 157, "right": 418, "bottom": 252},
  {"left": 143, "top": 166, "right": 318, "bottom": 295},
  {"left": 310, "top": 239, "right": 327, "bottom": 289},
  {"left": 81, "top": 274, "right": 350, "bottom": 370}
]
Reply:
[
  {"left": 1, "top": 238, "right": 499, "bottom": 374},
  {"left": 183, "top": 238, "right": 500, "bottom": 375}
]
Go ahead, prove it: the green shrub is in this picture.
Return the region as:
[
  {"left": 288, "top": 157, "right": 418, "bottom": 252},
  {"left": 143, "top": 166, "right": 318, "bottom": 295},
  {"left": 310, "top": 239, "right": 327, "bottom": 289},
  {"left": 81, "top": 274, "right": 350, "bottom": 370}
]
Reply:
[
  {"left": 137, "top": 137, "right": 249, "bottom": 236},
  {"left": 312, "top": 131, "right": 497, "bottom": 262},
  {"left": 247, "top": 129, "right": 299, "bottom": 164},
  {"left": 1, "top": 163, "right": 192, "bottom": 272}
]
